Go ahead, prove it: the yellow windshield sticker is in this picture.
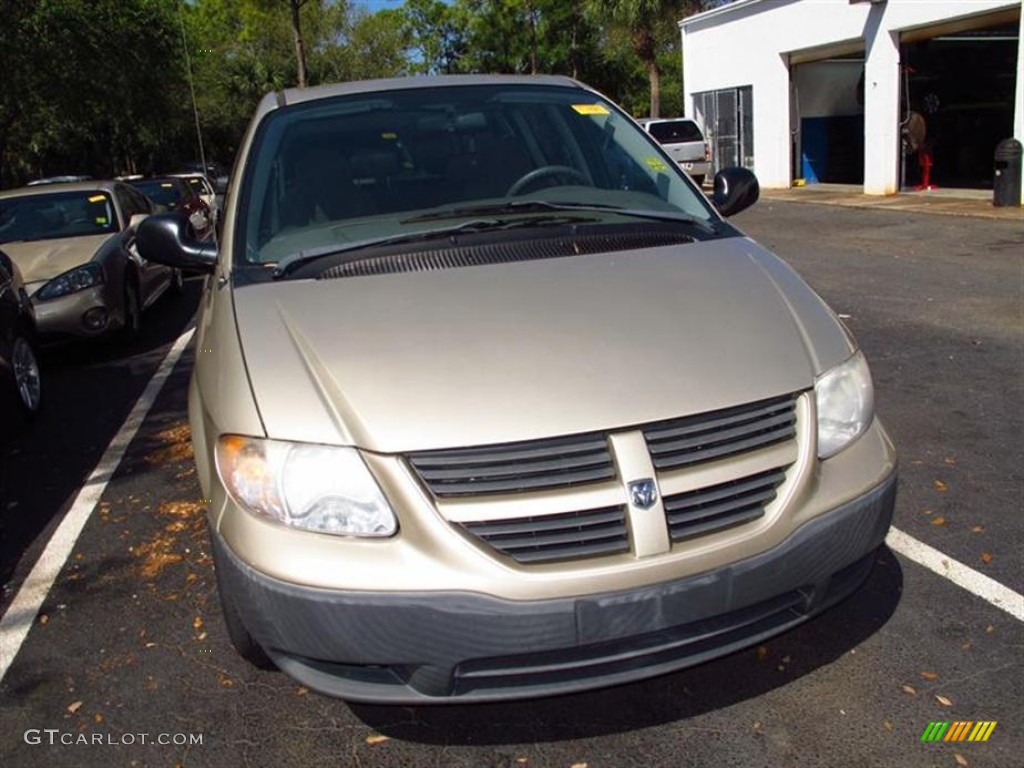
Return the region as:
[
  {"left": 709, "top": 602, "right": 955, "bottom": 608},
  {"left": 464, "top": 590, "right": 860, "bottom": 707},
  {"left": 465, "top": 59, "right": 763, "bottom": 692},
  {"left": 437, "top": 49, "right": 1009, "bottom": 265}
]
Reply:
[
  {"left": 160, "top": 183, "right": 173, "bottom": 188},
  {"left": 381, "top": 132, "right": 398, "bottom": 139},
  {"left": 95, "top": 216, "right": 108, "bottom": 224},
  {"left": 644, "top": 156, "right": 669, "bottom": 172},
  {"left": 87, "top": 194, "right": 105, "bottom": 203},
  {"left": 572, "top": 104, "right": 609, "bottom": 115}
]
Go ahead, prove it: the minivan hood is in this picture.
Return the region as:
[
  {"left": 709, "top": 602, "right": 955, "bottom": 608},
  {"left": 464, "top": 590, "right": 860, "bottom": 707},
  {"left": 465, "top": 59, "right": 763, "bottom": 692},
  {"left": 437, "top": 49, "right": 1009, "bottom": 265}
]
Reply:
[
  {"left": 234, "top": 238, "right": 854, "bottom": 453},
  {"left": 1, "top": 234, "right": 113, "bottom": 284}
]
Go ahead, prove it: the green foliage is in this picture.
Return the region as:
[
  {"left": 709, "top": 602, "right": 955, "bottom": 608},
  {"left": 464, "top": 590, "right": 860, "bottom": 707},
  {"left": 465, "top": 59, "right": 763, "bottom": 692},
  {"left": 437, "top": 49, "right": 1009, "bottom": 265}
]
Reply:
[{"left": 0, "top": 0, "right": 716, "bottom": 187}]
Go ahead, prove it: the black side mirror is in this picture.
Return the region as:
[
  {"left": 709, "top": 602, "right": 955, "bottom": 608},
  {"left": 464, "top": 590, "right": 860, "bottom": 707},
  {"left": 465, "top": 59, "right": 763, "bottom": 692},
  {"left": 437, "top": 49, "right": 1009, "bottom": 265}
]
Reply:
[
  {"left": 711, "top": 167, "right": 759, "bottom": 217},
  {"left": 136, "top": 212, "right": 217, "bottom": 274}
]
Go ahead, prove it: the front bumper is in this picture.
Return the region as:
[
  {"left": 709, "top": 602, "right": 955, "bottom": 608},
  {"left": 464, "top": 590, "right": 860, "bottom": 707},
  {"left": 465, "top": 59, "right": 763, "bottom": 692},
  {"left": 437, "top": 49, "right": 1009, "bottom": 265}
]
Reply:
[
  {"left": 214, "top": 468, "right": 896, "bottom": 703},
  {"left": 31, "top": 283, "right": 120, "bottom": 340}
]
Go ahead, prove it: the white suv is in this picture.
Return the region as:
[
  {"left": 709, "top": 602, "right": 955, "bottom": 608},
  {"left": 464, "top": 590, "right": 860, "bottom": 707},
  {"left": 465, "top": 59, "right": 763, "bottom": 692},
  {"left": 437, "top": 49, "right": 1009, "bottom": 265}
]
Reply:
[{"left": 639, "top": 117, "right": 712, "bottom": 186}]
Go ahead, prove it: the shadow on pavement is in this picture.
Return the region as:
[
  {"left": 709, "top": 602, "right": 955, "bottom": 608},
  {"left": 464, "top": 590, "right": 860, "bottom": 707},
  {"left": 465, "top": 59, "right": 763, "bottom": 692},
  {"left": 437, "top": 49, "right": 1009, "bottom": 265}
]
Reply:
[
  {"left": 0, "top": 280, "right": 200, "bottom": 604},
  {"left": 352, "top": 548, "right": 903, "bottom": 744}
]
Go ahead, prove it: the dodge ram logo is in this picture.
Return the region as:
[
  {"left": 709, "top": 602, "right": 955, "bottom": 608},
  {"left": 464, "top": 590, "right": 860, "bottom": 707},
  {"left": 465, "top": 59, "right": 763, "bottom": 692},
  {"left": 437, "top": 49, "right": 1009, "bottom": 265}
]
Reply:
[{"left": 628, "top": 478, "right": 658, "bottom": 510}]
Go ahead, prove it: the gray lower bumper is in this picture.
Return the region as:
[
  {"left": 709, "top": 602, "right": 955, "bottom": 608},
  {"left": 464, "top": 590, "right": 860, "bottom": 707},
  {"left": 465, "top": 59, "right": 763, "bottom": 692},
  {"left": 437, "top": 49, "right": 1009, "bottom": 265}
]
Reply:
[{"left": 214, "top": 470, "right": 897, "bottom": 703}]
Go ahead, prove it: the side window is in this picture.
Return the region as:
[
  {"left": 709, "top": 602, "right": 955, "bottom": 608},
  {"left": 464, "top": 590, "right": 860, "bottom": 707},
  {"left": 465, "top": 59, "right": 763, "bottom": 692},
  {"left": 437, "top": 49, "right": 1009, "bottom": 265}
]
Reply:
[
  {"left": 114, "top": 185, "right": 141, "bottom": 226},
  {"left": 130, "top": 186, "right": 153, "bottom": 214}
]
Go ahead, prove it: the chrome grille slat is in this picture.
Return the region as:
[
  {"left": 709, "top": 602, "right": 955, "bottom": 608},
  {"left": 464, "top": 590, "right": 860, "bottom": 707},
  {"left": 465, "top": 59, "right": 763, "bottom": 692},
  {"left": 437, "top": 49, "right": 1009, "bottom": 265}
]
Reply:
[
  {"left": 414, "top": 452, "right": 612, "bottom": 481},
  {"left": 461, "top": 506, "right": 629, "bottom": 563},
  {"left": 663, "top": 468, "right": 788, "bottom": 541},
  {"left": 645, "top": 394, "right": 797, "bottom": 471}
]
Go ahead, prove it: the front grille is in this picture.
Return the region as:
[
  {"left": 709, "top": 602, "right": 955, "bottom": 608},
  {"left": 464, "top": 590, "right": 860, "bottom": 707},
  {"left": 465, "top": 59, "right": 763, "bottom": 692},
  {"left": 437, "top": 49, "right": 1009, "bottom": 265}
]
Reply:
[
  {"left": 461, "top": 506, "right": 629, "bottom": 563},
  {"left": 644, "top": 394, "right": 797, "bottom": 471},
  {"left": 409, "top": 434, "right": 615, "bottom": 497},
  {"left": 663, "top": 467, "right": 787, "bottom": 541}
]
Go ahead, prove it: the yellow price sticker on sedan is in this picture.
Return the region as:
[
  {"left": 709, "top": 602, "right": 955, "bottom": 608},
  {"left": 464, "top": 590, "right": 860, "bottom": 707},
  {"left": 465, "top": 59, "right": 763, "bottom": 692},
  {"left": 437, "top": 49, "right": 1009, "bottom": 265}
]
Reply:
[
  {"left": 572, "top": 104, "right": 609, "bottom": 115},
  {"left": 95, "top": 216, "right": 108, "bottom": 224},
  {"left": 87, "top": 195, "right": 105, "bottom": 203},
  {"left": 644, "top": 156, "right": 669, "bottom": 172}
]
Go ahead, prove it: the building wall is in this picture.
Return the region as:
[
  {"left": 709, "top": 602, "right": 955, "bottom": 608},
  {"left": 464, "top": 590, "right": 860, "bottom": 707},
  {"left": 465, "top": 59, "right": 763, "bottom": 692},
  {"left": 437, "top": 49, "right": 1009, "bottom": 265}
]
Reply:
[{"left": 681, "top": 0, "right": 1024, "bottom": 197}]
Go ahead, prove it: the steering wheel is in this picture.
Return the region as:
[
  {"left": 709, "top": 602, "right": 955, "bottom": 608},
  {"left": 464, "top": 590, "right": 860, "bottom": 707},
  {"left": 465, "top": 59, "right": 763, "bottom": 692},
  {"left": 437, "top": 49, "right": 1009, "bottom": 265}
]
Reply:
[{"left": 506, "top": 165, "right": 591, "bottom": 196}]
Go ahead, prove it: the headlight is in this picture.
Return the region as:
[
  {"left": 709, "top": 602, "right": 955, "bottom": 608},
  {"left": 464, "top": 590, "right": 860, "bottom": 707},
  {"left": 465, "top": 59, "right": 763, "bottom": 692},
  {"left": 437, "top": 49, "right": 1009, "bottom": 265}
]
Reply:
[
  {"left": 36, "top": 262, "right": 104, "bottom": 300},
  {"left": 815, "top": 351, "right": 874, "bottom": 459},
  {"left": 215, "top": 436, "right": 397, "bottom": 537}
]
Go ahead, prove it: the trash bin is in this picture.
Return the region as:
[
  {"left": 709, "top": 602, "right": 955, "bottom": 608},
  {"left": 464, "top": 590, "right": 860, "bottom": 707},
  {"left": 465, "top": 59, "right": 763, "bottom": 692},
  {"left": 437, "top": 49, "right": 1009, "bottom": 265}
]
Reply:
[{"left": 993, "top": 138, "right": 1022, "bottom": 207}]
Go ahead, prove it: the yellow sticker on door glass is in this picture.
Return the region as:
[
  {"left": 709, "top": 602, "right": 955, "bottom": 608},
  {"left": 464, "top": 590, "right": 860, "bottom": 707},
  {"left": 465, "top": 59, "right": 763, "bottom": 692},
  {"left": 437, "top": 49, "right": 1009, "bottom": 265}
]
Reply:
[
  {"left": 381, "top": 132, "right": 398, "bottom": 139},
  {"left": 95, "top": 217, "right": 108, "bottom": 224},
  {"left": 644, "top": 156, "right": 669, "bottom": 172},
  {"left": 87, "top": 194, "right": 105, "bottom": 203},
  {"left": 161, "top": 183, "right": 173, "bottom": 188},
  {"left": 572, "top": 104, "right": 609, "bottom": 115}
]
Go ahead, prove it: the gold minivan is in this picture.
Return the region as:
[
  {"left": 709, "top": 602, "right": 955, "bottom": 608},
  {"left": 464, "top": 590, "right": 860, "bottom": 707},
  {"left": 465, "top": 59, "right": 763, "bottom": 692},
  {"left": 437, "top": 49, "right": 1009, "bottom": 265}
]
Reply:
[{"left": 138, "top": 75, "right": 897, "bottom": 703}]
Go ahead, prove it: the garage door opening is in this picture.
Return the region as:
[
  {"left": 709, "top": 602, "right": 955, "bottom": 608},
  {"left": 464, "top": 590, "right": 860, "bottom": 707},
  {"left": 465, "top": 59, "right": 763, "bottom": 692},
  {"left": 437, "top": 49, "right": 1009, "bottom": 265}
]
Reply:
[
  {"left": 900, "top": 20, "right": 1020, "bottom": 191},
  {"left": 790, "top": 55, "right": 866, "bottom": 185}
]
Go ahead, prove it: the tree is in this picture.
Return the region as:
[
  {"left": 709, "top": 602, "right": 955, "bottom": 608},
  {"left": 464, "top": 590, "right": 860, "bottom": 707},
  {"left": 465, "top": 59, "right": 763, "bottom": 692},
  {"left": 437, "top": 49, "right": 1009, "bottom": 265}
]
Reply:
[{"left": 585, "top": 1, "right": 701, "bottom": 118}]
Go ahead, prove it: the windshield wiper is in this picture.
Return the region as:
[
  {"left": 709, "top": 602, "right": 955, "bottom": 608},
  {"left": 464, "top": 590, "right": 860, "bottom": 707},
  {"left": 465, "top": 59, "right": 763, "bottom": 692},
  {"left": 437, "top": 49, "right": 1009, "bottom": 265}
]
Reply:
[
  {"left": 271, "top": 214, "right": 595, "bottom": 278},
  {"left": 403, "top": 200, "right": 718, "bottom": 233}
]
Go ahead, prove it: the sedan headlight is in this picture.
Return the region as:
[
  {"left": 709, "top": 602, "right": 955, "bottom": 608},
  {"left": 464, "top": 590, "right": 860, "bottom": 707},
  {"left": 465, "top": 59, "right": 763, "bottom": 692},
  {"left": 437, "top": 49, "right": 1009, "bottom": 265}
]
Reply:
[
  {"left": 36, "top": 262, "right": 104, "bottom": 300},
  {"left": 215, "top": 436, "right": 397, "bottom": 537},
  {"left": 815, "top": 351, "right": 874, "bottom": 459}
]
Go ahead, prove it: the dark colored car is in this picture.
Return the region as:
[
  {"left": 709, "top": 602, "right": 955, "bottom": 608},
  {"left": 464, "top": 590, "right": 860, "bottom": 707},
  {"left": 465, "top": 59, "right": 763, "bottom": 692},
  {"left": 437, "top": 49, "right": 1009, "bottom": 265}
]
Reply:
[
  {"left": 0, "top": 249, "right": 42, "bottom": 425},
  {"left": 129, "top": 177, "right": 212, "bottom": 236}
]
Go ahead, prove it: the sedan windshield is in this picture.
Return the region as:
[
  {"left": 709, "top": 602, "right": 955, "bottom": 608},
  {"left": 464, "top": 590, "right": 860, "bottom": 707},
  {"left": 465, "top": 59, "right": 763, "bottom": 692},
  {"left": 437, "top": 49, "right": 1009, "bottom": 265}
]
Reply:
[
  {"left": 133, "top": 180, "right": 186, "bottom": 209},
  {"left": 0, "top": 192, "right": 118, "bottom": 244},
  {"left": 239, "top": 83, "right": 718, "bottom": 270}
]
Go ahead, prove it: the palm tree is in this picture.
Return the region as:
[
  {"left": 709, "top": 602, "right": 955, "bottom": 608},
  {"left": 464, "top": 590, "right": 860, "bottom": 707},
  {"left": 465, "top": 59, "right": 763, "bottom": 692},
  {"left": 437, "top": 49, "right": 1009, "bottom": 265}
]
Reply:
[{"left": 587, "top": 0, "right": 698, "bottom": 118}]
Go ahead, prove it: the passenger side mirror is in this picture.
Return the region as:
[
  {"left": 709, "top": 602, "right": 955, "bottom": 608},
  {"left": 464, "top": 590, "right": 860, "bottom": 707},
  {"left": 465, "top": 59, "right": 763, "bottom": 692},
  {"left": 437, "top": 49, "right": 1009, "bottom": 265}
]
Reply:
[
  {"left": 711, "top": 167, "right": 759, "bottom": 218},
  {"left": 136, "top": 212, "right": 217, "bottom": 274}
]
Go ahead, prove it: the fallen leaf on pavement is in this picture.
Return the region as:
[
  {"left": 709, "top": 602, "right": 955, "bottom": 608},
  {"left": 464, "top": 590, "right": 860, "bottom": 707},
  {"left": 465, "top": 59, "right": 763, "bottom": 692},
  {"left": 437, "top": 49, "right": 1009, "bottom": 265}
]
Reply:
[
  {"left": 39, "top": 614, "right": 48, "bottom": 625},
  {"left": 934, "top": 480, "right": 949, "bottom": 492},
  {"left": 295, "top": 686, "right": 309, "bottom": 696},
  {"left": 94, "top": 713, "right": 104, "bottom": 724},
  {"left": 193, "top": 616, "right": 203, "bottom": 630},
  {"left": 570, "top": 763, "right": 588, "bottom": 768},
  {"left": 935, "top": 694, "right": 953, "bottom": 707},
  {"left": 920, "top": 671, "right": 939, "bottom": 681},
  {"left": 954, "top": 753, "right": 969, "bottom": 767},
  {"left": 365, "top": 734, "right": 390, "bottom": 745},
  {"left": 515, "top": 759, "right": 528, "bottom": 765},
  {"left": 985, "top": 625, "right": 995, "bottom": 634},
  {"left": 67, "top": 701, "right": 83, "bottom": 714},
  {"left": 970, "top": 525, "right": 984, "bottom": 533},
  {"left": 980, "top": 552, "right": 993, "bottom": 564},
  {"left": 755, "top": 645, "right": 769, "bottom": 661},
  {"left": 930, "top": 516, "right": 947, "bottom": 526},
  {"left": 883, "top": 721, "right": 893, "bottom": 732},
  {"left": 943, "top": 457, "right": 956, "bottom": 465},
  {"left": 901, "top": 685, "right": 917, "bottom": 695}
]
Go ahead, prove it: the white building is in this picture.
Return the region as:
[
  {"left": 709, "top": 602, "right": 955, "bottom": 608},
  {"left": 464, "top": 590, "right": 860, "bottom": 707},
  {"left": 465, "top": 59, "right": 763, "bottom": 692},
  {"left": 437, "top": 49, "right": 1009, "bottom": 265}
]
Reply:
[{"left": 680, "top": 0, "right": 1024, "bottom": 199}]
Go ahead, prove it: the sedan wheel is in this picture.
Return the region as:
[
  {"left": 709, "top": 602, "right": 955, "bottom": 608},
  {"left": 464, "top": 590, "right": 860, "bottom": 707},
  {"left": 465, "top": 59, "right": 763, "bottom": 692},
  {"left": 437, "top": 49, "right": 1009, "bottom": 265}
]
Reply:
[{"left": 11, "top": 335, "right": 42, "bottom": 416}]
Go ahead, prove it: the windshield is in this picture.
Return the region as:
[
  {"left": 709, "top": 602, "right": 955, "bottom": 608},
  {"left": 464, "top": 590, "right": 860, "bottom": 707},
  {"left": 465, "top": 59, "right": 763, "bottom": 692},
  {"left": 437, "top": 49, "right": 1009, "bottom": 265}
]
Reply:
[
  {"left": 0, "top": 191, "right": 119, "bottom": 244},
  {"left": 238, "top": 83, "right": 718, "bottom": 269},
  {"left": 133, "top": 180, "right": 186, "bottom": 209}
]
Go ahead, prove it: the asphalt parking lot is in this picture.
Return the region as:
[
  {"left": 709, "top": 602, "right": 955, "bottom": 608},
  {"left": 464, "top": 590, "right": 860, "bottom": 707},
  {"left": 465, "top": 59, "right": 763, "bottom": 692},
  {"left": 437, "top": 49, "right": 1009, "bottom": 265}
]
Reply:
[{"left": 1, "top": 200, "right": 1021, "bottom": 768}]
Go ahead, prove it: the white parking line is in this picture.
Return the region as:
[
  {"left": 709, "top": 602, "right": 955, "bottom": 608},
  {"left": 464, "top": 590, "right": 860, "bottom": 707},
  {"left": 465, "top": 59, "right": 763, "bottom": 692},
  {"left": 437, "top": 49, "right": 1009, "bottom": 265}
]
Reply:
[
  {"left": 886, "top": 527, "right": 1024, "bottom": 622},
  {"left": 0, "top": 328, "right": 195, "bottom": 683}
]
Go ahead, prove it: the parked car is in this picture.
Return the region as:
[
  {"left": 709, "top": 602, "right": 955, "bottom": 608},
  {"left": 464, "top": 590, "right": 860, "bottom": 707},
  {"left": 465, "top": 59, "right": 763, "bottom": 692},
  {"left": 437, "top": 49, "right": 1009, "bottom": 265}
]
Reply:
[
  {"left": 0, "top": 249, "right": 42, "bottom": 423},
  {"left": 0, "top": 181, "right": 182, "bottom": 342},
  {"left": 138, "top": 74, "right": 896, "bottom": 704},
  {"left": 638, "top": 117, "right": 712, "bottom": 186},
  {"left": 128, "top": 177, "right": 212, "bottom": 235},
  {"left": 168, "top": 172, "right": 219, "bottom": 221}
]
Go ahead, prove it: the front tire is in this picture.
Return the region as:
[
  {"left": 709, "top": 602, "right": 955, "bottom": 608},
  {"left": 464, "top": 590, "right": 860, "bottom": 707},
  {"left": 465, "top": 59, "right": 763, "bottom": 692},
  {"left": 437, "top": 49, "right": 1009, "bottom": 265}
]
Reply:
[
  {"left": 213, "top": 545, "right": 275, "bottom": 670},
  {"left": 10, "top": 333, "right": 42, "bottom": 421}
]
